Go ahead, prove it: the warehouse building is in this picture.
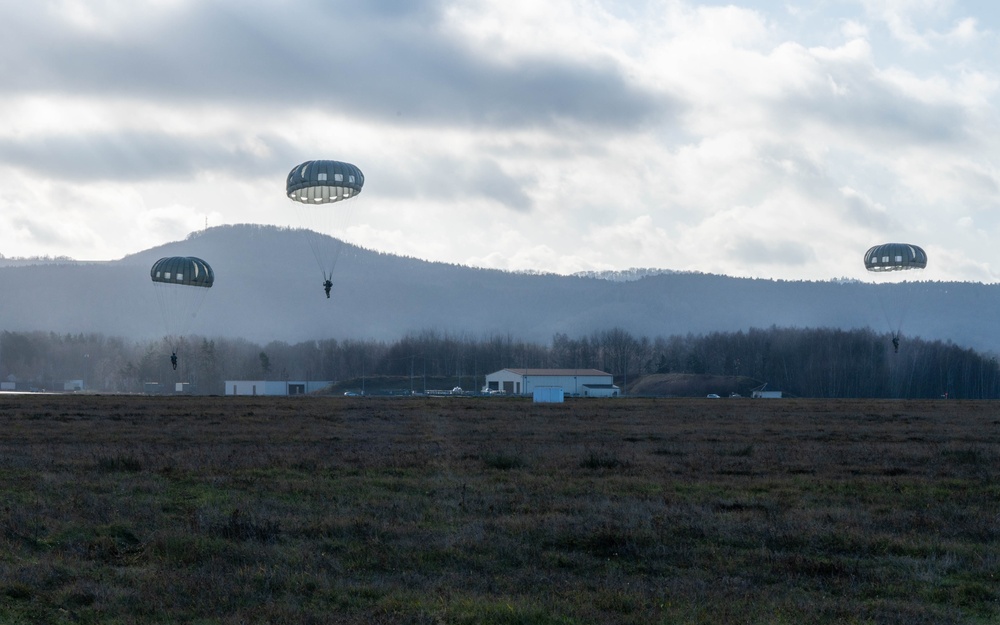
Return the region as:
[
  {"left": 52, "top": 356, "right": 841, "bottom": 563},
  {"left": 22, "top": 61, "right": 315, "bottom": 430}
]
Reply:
[
  {"left": 225, "top": 380, "right": 332, "bottom": 396},
  {"left": 483, "top": 368, "right": 619, "bottom": 397}
]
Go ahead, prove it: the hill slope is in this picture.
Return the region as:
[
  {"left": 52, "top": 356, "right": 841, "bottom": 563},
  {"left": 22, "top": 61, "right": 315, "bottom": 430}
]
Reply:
[{"left": 0, "top": 224, "right": 996, "bottom": 350}]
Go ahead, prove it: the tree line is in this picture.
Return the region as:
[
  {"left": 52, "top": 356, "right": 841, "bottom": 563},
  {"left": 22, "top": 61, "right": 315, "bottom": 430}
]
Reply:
[{"left": 0, "top": 326, "right": 996, "bottom": 398}]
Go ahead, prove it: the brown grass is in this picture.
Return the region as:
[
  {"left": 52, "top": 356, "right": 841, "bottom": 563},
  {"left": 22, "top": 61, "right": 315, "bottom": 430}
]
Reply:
[{"left": 0, "top": 394, "right": 998, "bottom": 624}]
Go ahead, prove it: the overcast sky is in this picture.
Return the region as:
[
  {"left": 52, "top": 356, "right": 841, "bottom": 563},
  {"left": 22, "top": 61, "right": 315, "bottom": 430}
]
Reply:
[{"left": 1, "top": 0, "right": 997, "bottom": 282}]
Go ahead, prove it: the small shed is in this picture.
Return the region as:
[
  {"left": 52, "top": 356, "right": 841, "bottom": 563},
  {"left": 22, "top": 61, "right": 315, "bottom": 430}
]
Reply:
[{"left": 532, "top": 386, "right": 564, "bottom": 403}]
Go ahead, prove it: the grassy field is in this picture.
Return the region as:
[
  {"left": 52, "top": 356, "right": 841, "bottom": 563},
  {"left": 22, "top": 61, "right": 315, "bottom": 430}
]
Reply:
[{"left": 0, "top": 394, "right": 998, "bottom": 624}]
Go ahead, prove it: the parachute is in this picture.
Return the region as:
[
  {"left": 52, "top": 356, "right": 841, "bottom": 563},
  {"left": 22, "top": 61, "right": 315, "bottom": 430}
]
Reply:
[
  {"left": 863, "top": 243, "right": 927, "bottom": 352},
  {"left": 150, "top": 256, "right": 214, "bottom": 361},
  {"left": 286, "top": 159, "right": 365, "bottom": 296},
  {"left": 864, "top": 243, "right": 927, "bottom": 272},
  {"left": 287, "top": 160, "right": 364, "bottom": 204},
  {"left": 150, "top": 256, "right": 215, "bottom": 289}
]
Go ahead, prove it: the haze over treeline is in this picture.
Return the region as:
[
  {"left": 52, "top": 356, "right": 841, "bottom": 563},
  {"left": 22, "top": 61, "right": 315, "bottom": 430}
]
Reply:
[
  {"left": 3, "top": 225, "right": 1000, "bottom": 398},
  {"left": 1, "top": 326, "right": 996, "bottom": 399}
]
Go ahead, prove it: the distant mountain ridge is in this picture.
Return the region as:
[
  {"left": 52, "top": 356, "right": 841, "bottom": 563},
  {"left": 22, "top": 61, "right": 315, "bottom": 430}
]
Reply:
[
  {"left": 1, "top": 224, "right": 997, "bottom": 352},
  {"left": 571, "top": 268, "right": 678, "bottom": 282}
]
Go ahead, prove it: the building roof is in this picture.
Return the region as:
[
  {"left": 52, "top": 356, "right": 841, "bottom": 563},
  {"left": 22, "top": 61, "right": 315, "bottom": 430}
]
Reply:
[{"left": 497, "top": 368, "right": 611, "bottom": 377}]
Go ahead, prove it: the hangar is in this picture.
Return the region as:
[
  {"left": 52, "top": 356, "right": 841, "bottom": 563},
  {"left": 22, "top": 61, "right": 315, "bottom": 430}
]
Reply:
[{"left": 483, "top": 368, "right": 619, "bottom": 397}]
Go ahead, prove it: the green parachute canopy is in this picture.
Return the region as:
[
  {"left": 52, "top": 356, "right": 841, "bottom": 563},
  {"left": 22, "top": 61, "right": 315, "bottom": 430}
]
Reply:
[
  {"left": 286, "top": 160, "right": 364, "bottom": 204},
  {"left": 864, "top": 243, "right": 927, "bottom": 273},
  {"left": 150, "top": 257, "right": 215, "bottom": 287}
]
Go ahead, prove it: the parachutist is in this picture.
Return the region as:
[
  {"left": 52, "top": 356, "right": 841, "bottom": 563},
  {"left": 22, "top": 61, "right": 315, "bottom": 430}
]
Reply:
[
  {"left": 150, "top": 257, "right": 215, "bottom": 352},
  {"left": 287, "top": 161, "right": 363, "bottom": 302},
  {"left": 864, "top": 243, "right": 926, "bottom": 357}
]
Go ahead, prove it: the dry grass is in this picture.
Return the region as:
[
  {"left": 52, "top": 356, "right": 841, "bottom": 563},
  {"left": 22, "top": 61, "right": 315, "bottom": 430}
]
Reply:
[{"left": 0, "top": 394, "right": 998, "bottom": 624}]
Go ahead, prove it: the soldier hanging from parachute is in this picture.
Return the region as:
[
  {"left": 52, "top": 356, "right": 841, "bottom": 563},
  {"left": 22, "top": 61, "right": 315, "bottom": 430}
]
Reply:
[
  {"left": 863, "top": 243, "right": 927, "bottom": 354},
  {"left": 286, "top": 159, "right": 365, "bottom": 299},
  {"left": 150, "top": 256, "right": 215, "bottom": 371}
]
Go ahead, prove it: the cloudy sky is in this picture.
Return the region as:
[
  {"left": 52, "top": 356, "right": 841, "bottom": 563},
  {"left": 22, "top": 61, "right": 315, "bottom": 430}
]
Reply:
[{"left": 1, "top": 0, "right": 997, "bottom": 282}]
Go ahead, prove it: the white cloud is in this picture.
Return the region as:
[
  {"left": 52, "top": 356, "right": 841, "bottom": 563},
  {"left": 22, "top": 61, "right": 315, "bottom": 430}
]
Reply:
[
  {"left": 442, "top": 0, "right": 635, "bottom": 64},
  {"left": 0, "top": 0, "right": 997, "bottom": 283},
  {"left": 45, "top": 0, "right": 191, "bottom": 38},
  {"left": 858, "top": 0, "right": 988, "bottom": 49},
  {"left": 841, "top": 19, "right": 870, "bottom": 39}
]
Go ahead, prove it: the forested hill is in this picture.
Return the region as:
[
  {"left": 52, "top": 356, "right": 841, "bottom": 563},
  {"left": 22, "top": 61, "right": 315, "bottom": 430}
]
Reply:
[{"left": 0, "top": 223, "right": 997, "bottom": 351}]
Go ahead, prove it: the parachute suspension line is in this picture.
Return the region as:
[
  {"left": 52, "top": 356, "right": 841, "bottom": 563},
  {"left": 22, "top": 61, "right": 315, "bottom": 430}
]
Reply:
[
  {"left": 152, "top": 284, "right": 211, "bottom": 348},
  {"left": 875, "top": 283, "right": 905, "bottom": 339},
  {"left": 330, "top": 238, "right": 345, "bottom": 278},
  {"left": 874, "top": 281, "right": 910, "bottom": 353},
  {"left": 152, "top": 283, "right": 175, "bottom": 349},
  {"left": 303, "top": 229, "right": 345, "bottom": 285}
]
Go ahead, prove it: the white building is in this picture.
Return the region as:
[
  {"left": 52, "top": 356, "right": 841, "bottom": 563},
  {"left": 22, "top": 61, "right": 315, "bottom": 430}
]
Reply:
[
  {"left": 484, "top": 368, "right": 619, "bottom": 397},
  {"left": 225, "top": 380, "right": 332, "bottom": 396}
]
